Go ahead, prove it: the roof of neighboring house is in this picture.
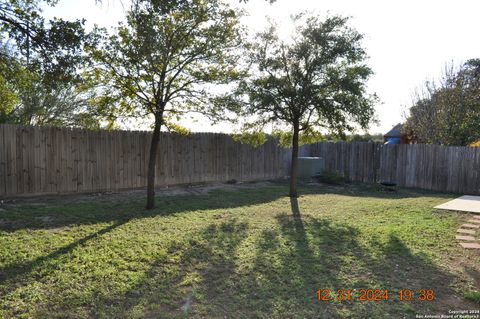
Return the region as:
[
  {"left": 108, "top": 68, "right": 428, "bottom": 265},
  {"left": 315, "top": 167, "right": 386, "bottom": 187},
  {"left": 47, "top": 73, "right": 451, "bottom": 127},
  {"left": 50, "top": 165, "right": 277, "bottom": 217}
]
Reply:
[
  {"left": 384, "top": 123, "right": 403, "bottom": 138},
  {"left": 385, "top": 137, "right": 401, "bottom": 144}
]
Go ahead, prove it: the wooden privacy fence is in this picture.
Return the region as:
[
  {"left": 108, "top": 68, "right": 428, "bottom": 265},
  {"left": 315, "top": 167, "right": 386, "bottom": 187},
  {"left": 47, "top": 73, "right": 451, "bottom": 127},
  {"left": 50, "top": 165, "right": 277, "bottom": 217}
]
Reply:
[
  {"left": 0, "top": 124, "right": 292, "bottom": 197},
  {"left": 2, "top": 124, "right": 479, "bottom": 198},
  {"left": 308, "top": 141, "right": 480, "bottom": 195}
]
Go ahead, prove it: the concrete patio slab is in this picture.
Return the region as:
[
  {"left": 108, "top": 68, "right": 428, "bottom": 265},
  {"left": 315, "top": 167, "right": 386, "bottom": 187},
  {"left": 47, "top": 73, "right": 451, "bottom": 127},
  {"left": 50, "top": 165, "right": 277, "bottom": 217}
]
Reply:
[{"left": 435, "top": 195, "right": 480, "bottom": 213}]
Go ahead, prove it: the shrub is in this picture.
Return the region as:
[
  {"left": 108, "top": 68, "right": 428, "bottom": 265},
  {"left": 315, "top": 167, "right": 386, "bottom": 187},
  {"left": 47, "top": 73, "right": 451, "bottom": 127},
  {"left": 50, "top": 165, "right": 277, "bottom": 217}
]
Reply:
[{"left": 314, "top": 169, "right": 348, "bottom": 185}]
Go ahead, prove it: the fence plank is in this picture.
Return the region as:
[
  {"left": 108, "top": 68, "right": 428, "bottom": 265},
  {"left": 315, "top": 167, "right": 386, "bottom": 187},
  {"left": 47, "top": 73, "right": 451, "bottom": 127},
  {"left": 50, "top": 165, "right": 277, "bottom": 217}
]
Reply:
[
  {"left": 0, "top": 125, "right": 5, "bottom": 195},
  {"left": 309, "top": 141, "right": 480, "bottom": 195},
  {"left": 0, "top": 125, "right": 293, "bottom": 196},
  {"left": 2, "top": 124, "right": 480, "bottom": 197}
]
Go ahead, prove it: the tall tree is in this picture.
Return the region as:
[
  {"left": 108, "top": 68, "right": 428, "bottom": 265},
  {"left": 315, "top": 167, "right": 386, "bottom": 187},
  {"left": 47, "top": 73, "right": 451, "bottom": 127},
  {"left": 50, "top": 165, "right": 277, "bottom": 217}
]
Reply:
[
  {"left": 0, "top": 0, "right": 89, "bottom": 81},
  {"left": 405, "top": 59, "right": 480, "bottom": 146},
  {"left": 235, "top": 14, "right": 377, "bottom": 197},
  {"left": 0, "top": 0, "right": 96, "bottom": 127},
  {"left": 0, "top": 43, "right": 29, "bottom": 122},
  {"left": 88, "top": 0, "right": 244, "bottom": 209}
]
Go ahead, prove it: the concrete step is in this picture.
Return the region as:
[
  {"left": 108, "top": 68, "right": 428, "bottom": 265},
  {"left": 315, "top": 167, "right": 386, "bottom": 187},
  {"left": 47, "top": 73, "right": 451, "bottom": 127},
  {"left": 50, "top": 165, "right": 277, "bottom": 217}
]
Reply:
[
  {"left": 460, "top": 242, "right": 480, "bottom": 249},
  {"left": 461, "top": 223, "right": 480, "bottom": 229},
  {"left": 456, "top": 235, "right": 476, "bottom": 241},
  {"left": 457, "top": 229, "right": 476, "bottom": 235}
]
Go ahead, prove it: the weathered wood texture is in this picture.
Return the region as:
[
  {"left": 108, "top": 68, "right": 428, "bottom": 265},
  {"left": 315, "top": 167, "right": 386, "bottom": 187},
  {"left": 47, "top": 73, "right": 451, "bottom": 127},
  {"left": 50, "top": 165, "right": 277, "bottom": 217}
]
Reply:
[
  {"left": 3, "top": 125, "right": 477, "bottom": 198},
  {"left": 309, "top": 141, "right": 480, "bottom": 195},
  {"left": 0, "top": 125, "right": 292, "bottom": 197}
]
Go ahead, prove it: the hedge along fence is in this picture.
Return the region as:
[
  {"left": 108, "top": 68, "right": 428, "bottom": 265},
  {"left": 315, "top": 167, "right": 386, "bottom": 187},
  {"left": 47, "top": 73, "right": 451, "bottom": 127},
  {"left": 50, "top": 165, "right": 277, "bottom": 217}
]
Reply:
[
  {"left": 0, "top": 124, "right": 297, "bottom": 197},
  {"left": 308, "top": 141, "right": 480, "bottom": 195}
]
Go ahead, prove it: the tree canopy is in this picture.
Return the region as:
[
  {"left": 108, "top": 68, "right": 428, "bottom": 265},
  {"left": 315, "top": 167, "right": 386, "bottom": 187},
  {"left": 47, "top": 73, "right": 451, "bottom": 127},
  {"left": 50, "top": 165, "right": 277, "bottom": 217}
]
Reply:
[
  {"left": 405, "top": 59, "right": 480, "bottom": 146},
  {"left": 88, "top": 0, "right": 245, "bottom": 208},
  {"left": 235, "top": 14, "right": 377, "bottom": 196},
  {"left": 0, "top": 0, "right": 96, "bottom": 127},
  {"left": 0, "top": 0, "right": 89, "bottom": 82}
]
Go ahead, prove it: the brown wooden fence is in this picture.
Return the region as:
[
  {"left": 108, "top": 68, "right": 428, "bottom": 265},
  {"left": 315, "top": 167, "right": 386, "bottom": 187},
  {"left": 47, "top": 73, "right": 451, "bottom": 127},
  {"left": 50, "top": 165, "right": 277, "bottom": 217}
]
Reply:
[
  {"left": 2, "top": 125, "right": 479, "bottom": 198},
  {"left": 0, "top": 125, "right": 293, "bottom": 197},
  {"left": 308, "top": 142, "right": 480, "bottom": 195}
]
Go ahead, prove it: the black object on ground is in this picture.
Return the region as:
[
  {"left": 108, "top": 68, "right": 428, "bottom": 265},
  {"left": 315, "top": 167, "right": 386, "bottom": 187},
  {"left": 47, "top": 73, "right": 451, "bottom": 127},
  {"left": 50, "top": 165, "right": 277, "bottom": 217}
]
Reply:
[
  {"left": 380, "top": 181, "right": 397, "bottom": 192},
  {"left": 380, "top": 181, "right": 397, "bottom": 187}
]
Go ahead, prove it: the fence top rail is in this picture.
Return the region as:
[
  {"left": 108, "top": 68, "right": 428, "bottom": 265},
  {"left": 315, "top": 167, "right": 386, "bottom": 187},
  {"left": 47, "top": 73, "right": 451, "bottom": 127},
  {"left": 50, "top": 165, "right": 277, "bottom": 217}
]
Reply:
[{"left": 0, "top": 124, "right": 292, "bottom": 140}]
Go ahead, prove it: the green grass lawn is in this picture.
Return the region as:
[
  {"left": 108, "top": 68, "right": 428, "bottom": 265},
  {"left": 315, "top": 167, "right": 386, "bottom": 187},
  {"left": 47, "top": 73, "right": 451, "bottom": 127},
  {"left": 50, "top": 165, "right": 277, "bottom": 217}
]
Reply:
[{"left": 0, "top": 182, "right": 479, "bottom": 318}]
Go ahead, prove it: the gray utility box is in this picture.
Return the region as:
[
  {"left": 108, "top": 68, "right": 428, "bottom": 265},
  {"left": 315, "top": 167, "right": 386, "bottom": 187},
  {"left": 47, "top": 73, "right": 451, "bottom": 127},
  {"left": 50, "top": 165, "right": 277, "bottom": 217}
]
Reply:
[{"left": 297, "top": 157, "right": 325, "bottom": 178}]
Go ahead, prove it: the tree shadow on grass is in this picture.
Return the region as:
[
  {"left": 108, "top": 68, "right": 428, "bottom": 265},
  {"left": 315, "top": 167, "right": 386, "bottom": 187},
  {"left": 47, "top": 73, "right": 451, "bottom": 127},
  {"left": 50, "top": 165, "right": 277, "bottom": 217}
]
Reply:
[
  {"left": 51, "top": 197, "right": 473, "bottom": 319},
  {"left": 294, "top": 181, "right": 454, "bottom": 201},
  {"left": 255, "top": 198, "right": 474, "bottom": 318},
  {"left": 0, "top": 186, "right": 472, "bottom": 318},
  {"left": 0, "top": 219, "right": 130, "bottom": 305},
  {"left": 0, "top": 181, "right": 454, "bottom": 233},
  {"left": 0, "top": 187, "right": 284, "bottom": 304},
  {"left": 0, "top": 186, "right": 286, "bottom": 317},
  {"left": 82, "top": 218, "right": 251, "bottom": 319},
  {"left": 0, "top": 186, "right": 289, "bottom": 232}
]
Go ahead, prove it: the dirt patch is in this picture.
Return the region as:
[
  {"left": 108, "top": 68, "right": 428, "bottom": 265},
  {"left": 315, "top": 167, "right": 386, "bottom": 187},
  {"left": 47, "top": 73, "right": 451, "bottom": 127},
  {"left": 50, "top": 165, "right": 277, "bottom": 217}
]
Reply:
[
  {"left": 1, "top": 181, "right": 277, "bottom": 207},
  {"left": 35, "top": 216, "right": 56, "bottom": 223},
  {"left": 0, "top": 218, "right": 24, "bottom": 229}
]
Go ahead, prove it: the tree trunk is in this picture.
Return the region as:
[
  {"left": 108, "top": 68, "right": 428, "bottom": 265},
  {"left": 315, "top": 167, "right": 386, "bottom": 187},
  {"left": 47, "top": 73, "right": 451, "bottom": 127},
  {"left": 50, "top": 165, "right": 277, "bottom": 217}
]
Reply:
[
  {"left": 289, "top": 121, "right": 300, "bottom": 197},
  {"left": 146, "top": 113, "right": 162, "bottom": 210}
]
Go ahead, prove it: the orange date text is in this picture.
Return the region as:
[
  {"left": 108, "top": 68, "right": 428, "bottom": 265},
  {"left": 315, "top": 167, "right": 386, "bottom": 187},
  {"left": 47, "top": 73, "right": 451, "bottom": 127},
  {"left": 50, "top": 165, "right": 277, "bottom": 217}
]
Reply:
[{"left": 316, "top": 289, "right": 436, "bottom": 302}]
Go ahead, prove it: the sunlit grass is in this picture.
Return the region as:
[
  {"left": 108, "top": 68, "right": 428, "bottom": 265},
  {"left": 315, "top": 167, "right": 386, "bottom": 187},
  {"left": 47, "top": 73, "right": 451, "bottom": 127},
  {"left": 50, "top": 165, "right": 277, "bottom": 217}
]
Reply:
[{"left": 0, "top": 183, "right": 478, "bottom": 318}]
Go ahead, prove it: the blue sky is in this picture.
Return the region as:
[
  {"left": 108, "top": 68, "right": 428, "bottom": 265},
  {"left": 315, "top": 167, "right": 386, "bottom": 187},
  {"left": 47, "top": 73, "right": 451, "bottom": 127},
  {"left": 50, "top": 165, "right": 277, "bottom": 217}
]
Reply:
[{"left": 43, "top": 0, "right": 480, "bottom": 135}]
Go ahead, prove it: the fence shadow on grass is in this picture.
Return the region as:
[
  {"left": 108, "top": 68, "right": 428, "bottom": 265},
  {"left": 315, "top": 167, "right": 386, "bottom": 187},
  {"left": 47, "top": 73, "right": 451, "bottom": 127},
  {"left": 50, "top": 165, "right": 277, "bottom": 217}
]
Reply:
[
  {"left": 294, "top": 181, "right": 455, "bottom": 200},
  {"left": 0, "top": 185, "right": 290, "bottom": 232},
  {"left": 0, "top": 182, "right": 455, "bottom": 233}
]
